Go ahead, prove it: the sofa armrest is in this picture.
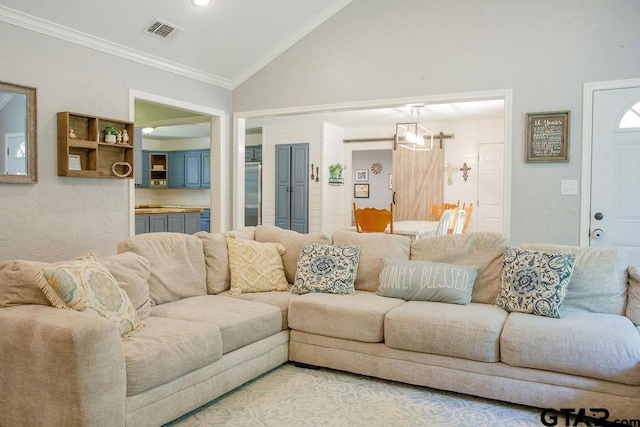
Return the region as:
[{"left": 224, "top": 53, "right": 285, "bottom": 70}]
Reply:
[{"left": 0, "top": 305, "right": 126, "bottom": 427}]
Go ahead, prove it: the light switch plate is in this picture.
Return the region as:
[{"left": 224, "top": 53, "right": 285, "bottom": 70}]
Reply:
[{"left": 560, "top": 179, "right": 578, "bottom": 195}]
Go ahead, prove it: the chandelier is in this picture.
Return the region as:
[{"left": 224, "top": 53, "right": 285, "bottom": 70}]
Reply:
[{"left": 395, "top": 105, "right": 434, "bottom": 151}]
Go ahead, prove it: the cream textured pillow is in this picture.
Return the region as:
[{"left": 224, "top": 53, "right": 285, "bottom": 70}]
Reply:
[
  {"left": 36, "top": 255, "right": 140, "bottom": 337},
  {"left": 226, "top": 237, "right": 289, "bottom": 295}
]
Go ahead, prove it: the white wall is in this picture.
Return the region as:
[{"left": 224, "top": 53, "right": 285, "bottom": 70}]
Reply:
[
  {"left": 233, "top": 0, "right": 640, "bottom": 245},
  {"left": 260, "top": 120, "right": 323, "bottom": 231},
  {"left": 321, "top": 123, "right": 346, "bottom": 233},
  {"left": 440, "top": 118, "right": 504, "bottom": 233},
  {"left": 351, "top": 150, "right": 393, "bottom": 210},
  {"left": 0, "top": 22, "right": 231, "bottom": 262}
]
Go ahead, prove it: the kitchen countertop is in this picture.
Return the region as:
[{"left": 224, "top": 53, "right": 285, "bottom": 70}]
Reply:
[{"left": 135, "top": 206, "right": 206, "bottom": 214}]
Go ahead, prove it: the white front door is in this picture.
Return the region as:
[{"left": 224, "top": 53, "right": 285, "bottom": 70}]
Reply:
[
  {"left": 477, "top": 143, "right": 504, "bottom": 233},
  {"left": 591, "top": 86, "right": 640, "bottom": 264}
]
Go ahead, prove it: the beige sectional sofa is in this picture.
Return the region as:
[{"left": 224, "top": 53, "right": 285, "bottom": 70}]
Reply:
[{"left": 1, "top": 225, "right": 639, "bottom": 426}]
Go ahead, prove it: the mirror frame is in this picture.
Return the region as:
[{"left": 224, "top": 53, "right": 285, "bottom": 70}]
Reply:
[{"left": 0, "top": 81, "right": 37, "bottom": 184}]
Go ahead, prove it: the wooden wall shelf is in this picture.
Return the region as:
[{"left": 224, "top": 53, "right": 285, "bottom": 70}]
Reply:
[{"left": 57, "top": 112, "right": 135, "bottom": 179}]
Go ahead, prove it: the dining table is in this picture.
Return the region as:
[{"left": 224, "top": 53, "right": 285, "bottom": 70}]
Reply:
[{"left": 389, "top": 220, "right": 440, "bottom": 239}]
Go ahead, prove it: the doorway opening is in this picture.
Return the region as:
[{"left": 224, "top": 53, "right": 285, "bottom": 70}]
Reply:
[
  {"left": 128, "top": 90, "right": 226, "bottom": 235},
  {"left": 235, "top": 89, "right": 512, "bottom": 236}
]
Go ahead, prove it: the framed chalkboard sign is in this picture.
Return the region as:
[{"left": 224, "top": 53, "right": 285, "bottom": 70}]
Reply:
[{"left": 525, "top": 111, "right": 570, "bottom": 162}]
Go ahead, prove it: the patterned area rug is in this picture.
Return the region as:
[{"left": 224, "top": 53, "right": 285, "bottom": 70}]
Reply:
[{"left": 165, "top": 363, "right": 543, "bottom": 426}]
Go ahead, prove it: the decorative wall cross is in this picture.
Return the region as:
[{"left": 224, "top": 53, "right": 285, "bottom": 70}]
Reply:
[
  {"left": 445, "top": 162, "right": 456, "bottom": 186},
  {"left": 460, "top": 162, "right": 471, "bottom": 182}
]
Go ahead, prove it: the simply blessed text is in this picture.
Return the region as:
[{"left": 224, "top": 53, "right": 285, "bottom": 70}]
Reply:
[{"left": 380, "top": 264, "right": 471, "bottom": 291}]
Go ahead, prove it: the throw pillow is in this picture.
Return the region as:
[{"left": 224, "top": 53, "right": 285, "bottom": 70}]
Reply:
[
  {"left": 496, "top": 246, "right": 576, "bottom": 318},
  {"left": 36, "top": 255, "right": 140, "bottom": 337},
  {"left": 226, "top": 236, "right": 290, "bottom": 295},
  {"left": 292, "top": 243, "right": 360, "bottom": 295},
  {"left": 377, "top": 259, "right": 477, "bottom": 305}
]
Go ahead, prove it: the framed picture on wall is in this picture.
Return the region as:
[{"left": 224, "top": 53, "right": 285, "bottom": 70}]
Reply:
[
  {"left": 355, "top": 169, "right": 368, "bottom": 182},
  {"left": 354, "top": 184, "right": 369, "bottom": 198},
  {"left": 525, "top": 110, "right": 570, "bottom": 162}
]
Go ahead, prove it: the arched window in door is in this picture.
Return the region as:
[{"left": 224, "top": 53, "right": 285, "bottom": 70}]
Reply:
[{"left": 618, "top": 100, "right": 640, "bottom": 129}]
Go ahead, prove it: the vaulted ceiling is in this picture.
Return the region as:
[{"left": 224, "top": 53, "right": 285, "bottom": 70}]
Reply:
[{"left": 0, "top": 0, "right": 352, "bottom": 89}]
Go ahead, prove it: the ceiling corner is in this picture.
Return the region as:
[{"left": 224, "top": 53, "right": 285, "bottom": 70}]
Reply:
[{"left": 230, "top": 0, "right": 353, "bottom": 89}]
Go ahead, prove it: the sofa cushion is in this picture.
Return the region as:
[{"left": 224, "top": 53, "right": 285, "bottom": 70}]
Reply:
[
  {"left": 519, "top": 243, "right": 628, "bottom": 315},
  {"left": 292, "top": 243, "right": 360, "bottom": 295},
  {"left": 226, "top": 237, "right": 290, "bottom": 295},
  {"left": 195, "top": 229, "right": 256, "bottom": 295},
  {"left": 331, "top": 230, "right": 410, "bottom": 292},
  {"left": 151, "top": 295, "right": 282, "bottom": 354},
  {"left": 377, "top": 259, "right": 477, "bottom": 305},
  {"left": 195, "top": 232, "right": 231, "bottom": 295},
  {"left": 222, "top": 290, "right": 297, "bottom": 330},
  {"left": 0, "top": 259, "right": 52, "bottom": 307},
  {"left": 496, "top": 247, "right": 576, "bottom": 318},
  {"left": 121, "top": 316, "right": 222, "bottom": 395},
  {"left": 384, "top": 301, "right": 507, "bottom": 362},
  {"left": 410, "top": 232, "right": 508, "bottom": 304},
  {"left": 255, "top": 225, "right": 332, "bottom": 283},
  {"left": 118, "top": 233, "right": 207, "bottom": 305},
  {"left": 501, "top": 309, "right": 640, "bottom": 385},
  {"left": 288, "top": 290, "right": 405, "bottom": 343},
  {"left": 99, "top": 252, "right": 152, "bottom": 321},
  {"left": 36, "top": 255, "right": 140, "bottom": 337},
  {"left": 628, "top": 266, "right": 640, "bottom": 326}
]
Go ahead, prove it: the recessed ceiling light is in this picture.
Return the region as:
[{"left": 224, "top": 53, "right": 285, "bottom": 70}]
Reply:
[
  {"left": 192, "top": 0, "right": 210, "bottom": 6},
  {"left": 141, "top": 127, "right": 155, "bottom": 135}
]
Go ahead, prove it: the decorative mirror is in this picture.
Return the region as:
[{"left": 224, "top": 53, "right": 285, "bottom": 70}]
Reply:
[{"left": 0, "top": 81, "right": 37, "bottom": 183}]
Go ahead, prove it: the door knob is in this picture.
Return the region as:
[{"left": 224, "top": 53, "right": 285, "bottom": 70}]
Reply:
[
  {"left": 592, "top": 229, "right": 604, "bottom": 239},
  {"left": 594, "top": 212, "right": 604, "bottom": 220}
]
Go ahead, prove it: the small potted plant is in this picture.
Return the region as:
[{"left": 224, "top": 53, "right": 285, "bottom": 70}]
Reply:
[
  {"left": 328, "top": 163, "right": 345, "bottom": 185},
  {"left": 104, "top": 126, "right": 119, "bottom": 144}
]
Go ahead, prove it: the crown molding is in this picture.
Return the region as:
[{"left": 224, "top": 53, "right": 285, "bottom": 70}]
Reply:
[
  {"left": 0, "top": 5, "right": 233, "bottom": 90},
  {"left": 231, "top": 0, "right": 352, "bottom": 89}
]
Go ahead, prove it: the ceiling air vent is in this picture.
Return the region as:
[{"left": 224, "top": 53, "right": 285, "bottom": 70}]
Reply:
[{"left": 144, "top": 19, "right": 183, "bottom": 40}]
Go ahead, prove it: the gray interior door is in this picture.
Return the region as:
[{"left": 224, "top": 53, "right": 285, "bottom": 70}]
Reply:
[{"left": 275, "top": 143, "right": 309, "bottom": 233}]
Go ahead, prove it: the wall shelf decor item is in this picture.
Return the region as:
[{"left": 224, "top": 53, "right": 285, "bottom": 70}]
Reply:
[
  {"left": 354, "top": 183, "right": 369, "bottom": 198},
  {"left": 328, "top": 162, "right": 344, "bottom": 185},
  {"left": 57, "top": 112, "right": 135, "bottom": 178},
  {"left": 0, "top": 81, "right": 37, "bottom": 184},
  {"left": 355, "top": 169, "right": 368, "bottom": 182},
  {"left": 525, "top": 111, "right": 570, "bottom": 162}
]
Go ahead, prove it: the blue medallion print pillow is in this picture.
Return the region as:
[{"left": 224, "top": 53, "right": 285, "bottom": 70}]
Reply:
[
  {"left": 292, "top": 243, "right": 360, "bottom": 295},
  {"left": 496, "top": 246, "right": 576, "bottom": 318}
]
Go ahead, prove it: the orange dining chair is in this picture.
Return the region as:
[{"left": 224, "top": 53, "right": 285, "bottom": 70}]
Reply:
[
  {"left": 353, "top": 202, "right": 394, "bottom": 233},
  {"left": 451, "top": 209, "right": 466, "bottom": 234},
  {"left": 429, "top": 200, "right": 460, "bottom": 221},
  {"left": 461, "top": 203, "right": 473, "bottom": 233}
]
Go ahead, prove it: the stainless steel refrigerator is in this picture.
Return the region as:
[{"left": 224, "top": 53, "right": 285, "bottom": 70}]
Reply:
[{"left": 245, "top": 162, "right": 262, "bottom": 226}]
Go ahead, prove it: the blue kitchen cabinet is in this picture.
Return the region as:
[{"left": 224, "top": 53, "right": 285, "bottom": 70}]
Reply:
[{"left": 168, "top": 150, "right": 210, "bottom": 188}]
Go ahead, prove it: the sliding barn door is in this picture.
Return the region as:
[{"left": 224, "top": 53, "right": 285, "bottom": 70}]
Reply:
[
  {"left": 275, "top": 143, "right": 309, "bottom": 233},
  {"left": 393, "top": 144, "right": 444, "bottom": 221}
]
